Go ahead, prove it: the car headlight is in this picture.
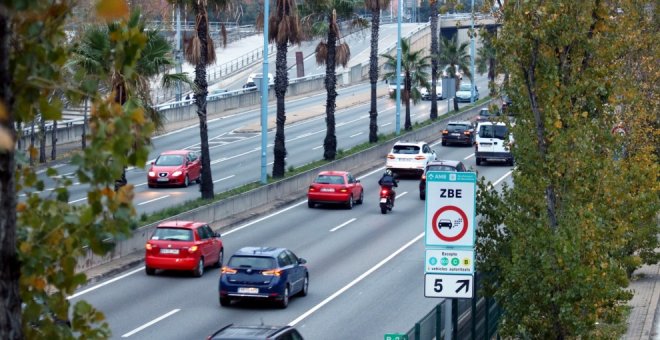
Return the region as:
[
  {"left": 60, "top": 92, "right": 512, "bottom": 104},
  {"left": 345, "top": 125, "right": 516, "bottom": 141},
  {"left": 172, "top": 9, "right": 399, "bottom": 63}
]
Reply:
[
  {"left": 172, "top": 171, "right": 182, "bottom": 177},
  {"left": 148, "top": 171, "right": 155, "bottom": 177}
]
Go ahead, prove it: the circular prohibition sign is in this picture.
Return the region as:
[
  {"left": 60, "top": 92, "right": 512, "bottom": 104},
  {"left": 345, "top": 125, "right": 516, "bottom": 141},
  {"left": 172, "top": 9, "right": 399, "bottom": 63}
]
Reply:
[{"left": 431, "top": 205, "right": 469, "bottom": 242}]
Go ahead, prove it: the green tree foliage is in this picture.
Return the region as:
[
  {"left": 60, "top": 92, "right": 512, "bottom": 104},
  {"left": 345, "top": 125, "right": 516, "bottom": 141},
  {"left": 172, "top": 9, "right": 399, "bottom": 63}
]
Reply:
[
  {"left": 476, "top": 1, "right": 659, "bottom": 338},
  {"left": 2, "top": 0, "right": 157, "bottom": 338},
  {"left": 381, "top": 39, "right": 430, "bottom": 130},
  {"left": 436, "top": 35, "right": 471, "bottom": 111}
]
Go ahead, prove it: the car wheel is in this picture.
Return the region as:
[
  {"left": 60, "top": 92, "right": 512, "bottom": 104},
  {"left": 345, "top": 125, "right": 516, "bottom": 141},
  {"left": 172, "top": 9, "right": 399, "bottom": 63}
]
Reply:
[
  {"left": 278, "top": 286, "right": 289, "bottom": 309},
  {"left": 298, "top": 275, "right": 309, "bottom": 297},
  {"left": 307, "top": 200, "right": 315, "bottom": 208},
  {"left": 356, "top": 190, "right": 364, "bottom": 204},
  {"left": 214, "top": 250, "right": 223, "bottom": 268},
  {"left": 219, "top": 296, "right": 231, "bottom": 307},
  {"left": 196, "top": 173, "right": 202, "bottom": 184},
  {"left": 476, "top": 157, "right": 482, "bottom": 165},
  {"left": 193, "top": 258, "right": 204, "bottom": 277},
  {"left": 441, "top": 140, "right": 446, "bottom": 146},
  {"left": 183, "top": 175, "right": 190, "bottom": 188},
  {"left": 346, "top": 196, "right": 353, "bottom": 209},
  {"left": 145, "top": 267, "right": 156, "bottom": 276}
]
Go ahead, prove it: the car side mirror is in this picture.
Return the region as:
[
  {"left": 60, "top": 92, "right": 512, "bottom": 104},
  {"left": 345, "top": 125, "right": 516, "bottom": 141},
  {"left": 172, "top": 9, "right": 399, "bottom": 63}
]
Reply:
[
  {"left": 214, "top": 231, "right": 221, "bottom": 238},
  {"left": 298, "top": 258, "right": 307, "bottom": 265},
  {"left": 151, "top": 161, "right": 155, "bottom": 165},
  {"left": 356, "top": 179, "right": 360, "bottom": 183}
]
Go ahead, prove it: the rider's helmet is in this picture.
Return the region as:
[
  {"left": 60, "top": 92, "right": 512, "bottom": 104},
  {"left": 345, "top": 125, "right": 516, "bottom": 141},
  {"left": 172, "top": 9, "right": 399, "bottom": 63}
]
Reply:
[{"left": 385, "top": 169, "right": 393, "bottom": 176}]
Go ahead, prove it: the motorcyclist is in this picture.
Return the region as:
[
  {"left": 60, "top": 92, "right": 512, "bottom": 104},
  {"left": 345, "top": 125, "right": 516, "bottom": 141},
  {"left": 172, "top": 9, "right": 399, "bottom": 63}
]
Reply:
[{"left": 378, "top": 169, "right": 398, "bottom": 205}]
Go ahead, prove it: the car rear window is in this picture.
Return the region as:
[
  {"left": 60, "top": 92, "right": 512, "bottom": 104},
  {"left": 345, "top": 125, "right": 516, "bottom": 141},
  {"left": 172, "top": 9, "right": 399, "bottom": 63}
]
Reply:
[
  {"left": 478, "top": 125, "right": 508, "bottom": 139},
  {"left": 228, "top": 256, "right": 276, "bottom": 270},
  {"left": 314, "top": 175, "right": 344, "bottom": 184},
  {"left": 155, "top": 155, "right": 184, "bottom": 166},
  {"left": 392, "top": 145, "right": 421, "bottom": 154},
  {"left": 427, "top": 165, "right": 458, "bottom": 172},
  {"left": 151, "top": 228, "right": 193, "bottom": 241},
  {"left": 447, "top": 124, "right": 469, "bottom": 132}
]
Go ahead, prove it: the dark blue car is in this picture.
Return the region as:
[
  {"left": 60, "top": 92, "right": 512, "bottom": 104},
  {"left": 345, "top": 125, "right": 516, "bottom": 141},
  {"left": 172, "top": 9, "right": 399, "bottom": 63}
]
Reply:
[{"left": 219, "top": 247, "right": 309, "bottom": 308}]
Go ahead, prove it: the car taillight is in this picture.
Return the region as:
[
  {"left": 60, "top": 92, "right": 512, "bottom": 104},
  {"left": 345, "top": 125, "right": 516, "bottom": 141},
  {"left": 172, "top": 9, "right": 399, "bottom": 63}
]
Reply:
[
  {"left": 421, "top": 174, "right": 426, "bottom": 180},
  {"left": 308, "top": 186, "right": 316, "bottom": 192},
  {"left": 145, "top": 243, "right": 153, "bottom": 250},
  {"left": 464, "top": 131, "right": 471, "bottom": 135},
  {"left": 387, "top": 154, "right": 395, "bottom": 159},
  {"left": 221, "top": 267, "right": 237, "bottom": 274},
  {"left": 415, "top": 156, "right": 426, "bottom": 160},
  {"left": 442, "top": 130, "right": 449, "bottom": 134},
  {"left": 188, "top": 245, "right": 198, "bottom": 253},
  {"left": 262, "top": 269, "right": 282, "bottom": 276},
  {"left": 339, "top": 187, "right": 348, "bottom": 193}
]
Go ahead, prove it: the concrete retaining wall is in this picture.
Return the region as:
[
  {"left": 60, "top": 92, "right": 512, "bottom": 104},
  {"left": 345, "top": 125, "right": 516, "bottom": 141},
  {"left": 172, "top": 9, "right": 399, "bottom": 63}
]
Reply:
[{"left": 75, "top": 100, "right": 492, "bottom": 273}]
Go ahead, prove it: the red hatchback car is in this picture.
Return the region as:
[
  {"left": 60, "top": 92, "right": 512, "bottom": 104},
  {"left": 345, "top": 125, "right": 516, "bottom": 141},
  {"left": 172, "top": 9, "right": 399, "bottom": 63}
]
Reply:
[
  {"left": 307, "top": 171, "right": 363, "bottom": 209},
  {"left": 145, "top": 221, "right": 224, "bottom": 277},
  {"left": 147, "top": 150, "right": 202, "bottom": 188}
]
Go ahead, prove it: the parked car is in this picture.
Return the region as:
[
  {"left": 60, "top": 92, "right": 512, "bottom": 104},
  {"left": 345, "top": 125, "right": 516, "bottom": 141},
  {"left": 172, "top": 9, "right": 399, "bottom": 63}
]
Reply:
[
  {"left": 386, "top": 141, "right": 437, "bottom": 177},
  {"left": 455, "top": 83, "right": 479, "bottom": 103},
  {"left": 147, "top": 150, "right": 202, "bottom": 188},
  {"left": 207, "top": 324, "right": 304, "bottom": 340},
  {"left": 501, "top": 93, "right": 513, "bottom": 113},
  {"left": 442, "top": 121, "right": 475, "bottom": 146},
  {"left": 421, "top": 82, "right": 443, "bottom": 100},
  {"left": 144, "top": 221, "right": 223, "bottom": 277},
  {"left": 219, "top": 247, "right": 309, "bottom": 308},
  {"left": 419, "top": 160, "right": 467, "bottom": 200},
  {"left": 307, "top": 170, "right": 363, "bottom": 209}
]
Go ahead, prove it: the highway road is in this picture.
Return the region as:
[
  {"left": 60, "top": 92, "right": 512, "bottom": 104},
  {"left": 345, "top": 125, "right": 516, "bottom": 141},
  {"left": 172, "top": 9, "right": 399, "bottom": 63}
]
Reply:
[
  {"left": 29, "top": 69, "right": 490, "bottom": 216},
  {"left": 68, "top": 126, "right": 514, "bottom": 339}
]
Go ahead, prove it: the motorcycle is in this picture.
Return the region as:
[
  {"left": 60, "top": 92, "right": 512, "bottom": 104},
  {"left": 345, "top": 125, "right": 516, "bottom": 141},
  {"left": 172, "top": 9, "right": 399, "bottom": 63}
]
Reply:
[{"left": 379, "top": 186, "right": 394, "bottom": 214}]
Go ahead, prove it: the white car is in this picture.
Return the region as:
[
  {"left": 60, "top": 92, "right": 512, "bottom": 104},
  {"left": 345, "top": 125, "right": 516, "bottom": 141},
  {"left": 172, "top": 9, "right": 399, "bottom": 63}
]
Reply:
[
  {"left": 246, "top": 72, "right": 274, "bottom": 87},
  {"left": 386, "top": 141, "right": 437, "bottom": 177},
  {"left": 455, "top": 83, "right": 479, "bottom": 103},
  {"left": 421, "top": 83, "right": 442, "bottom": 100},
  {"left": 442, "top": 65, "right": 463, "bottom": 80},
  {"left": 474, "top": 121, "right": 514, "bottom": 165}
]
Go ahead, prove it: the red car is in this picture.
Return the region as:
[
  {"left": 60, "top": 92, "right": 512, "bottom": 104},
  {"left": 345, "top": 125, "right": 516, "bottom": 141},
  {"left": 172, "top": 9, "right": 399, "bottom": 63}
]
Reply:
[
  {"left": 145, "top": 221, "right": 223, "bottom": 277},
  {"left": 147, "top": 150, "right": 202, "bottom": 188},
  {"left": 307, "top": 171, "right": 363, "bottom": 209}
]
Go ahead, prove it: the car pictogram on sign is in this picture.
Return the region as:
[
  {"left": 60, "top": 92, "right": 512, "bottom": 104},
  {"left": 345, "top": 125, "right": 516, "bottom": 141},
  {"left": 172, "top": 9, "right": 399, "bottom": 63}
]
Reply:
[{"left": 438, "top": 219, "right": 453, "bottom": 229}]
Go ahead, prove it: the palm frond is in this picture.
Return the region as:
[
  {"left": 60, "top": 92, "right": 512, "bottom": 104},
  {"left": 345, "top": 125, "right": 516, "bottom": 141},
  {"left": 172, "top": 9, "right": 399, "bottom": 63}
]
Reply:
[
  {"left": 315, "top": 42, "right": 328, "bottom": 66},
  {"left": 207, "top": 35, "right": 217, "bottom": 64},
  {"left": 185, "top": 35, "right": 202, "bottom": 65},
  {"left": 336, "top": 42, "right": 351, "bottom": 68},
  {"left": 276, "top": 15, "right": 290, "bottom": 44},
  {"left": 221, "top": 23, "right": 227, "bottom": 48}
]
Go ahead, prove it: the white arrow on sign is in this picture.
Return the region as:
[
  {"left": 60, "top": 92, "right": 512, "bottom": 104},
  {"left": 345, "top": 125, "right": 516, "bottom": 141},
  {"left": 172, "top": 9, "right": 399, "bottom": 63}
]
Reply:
[{"left": 424, "top": 273, "right": 474, "bottom": 299}]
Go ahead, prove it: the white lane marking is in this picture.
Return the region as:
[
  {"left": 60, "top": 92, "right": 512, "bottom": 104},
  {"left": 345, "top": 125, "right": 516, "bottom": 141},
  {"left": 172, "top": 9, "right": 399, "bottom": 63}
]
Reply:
[
  {"left": 396, "top": 191, "right": 408, "bottom": 199},
  {"left": 36, "top": 163, "right": 65, "bottom": 174},
  {"left": 68, "top": 267, "right": 145, "bottom": 299},
  {"left": 213, "top": 175, "right": 235, "bottom": 183},
  {"left": 210, "top": 149, "right": 257, "bottom": 165},
  {"left": 68, "top": 197, "right": 86, "bottom": 204},
  {"left": 288, "top": 232, "right": 424, "bottom": 326},
  {"left": 464, "top": 153, "right": 475, "bottom": 160},
  {"left": 313, "top": 145, "right": 323, "bottom": 150},
  {"left": 121, "top": 309, "right": 180, "bottom": 338},
  {"left": 297, "top": 132, "right": 312, "bottom": 138},
  {"left": 380, "top": 122, "right": 392, "bottom": 127},
  {"left": 330, "top": 218, "right": 356, "bottom": 232},
  {"left": 137, "top": 195, "right": 171, "bottom": 206},
  {"left": 135, "top": 182, "right": 147, "bottom": 187},
  {"left": 350, "top": 132, "right": 363, "bottom": 138},
  {"left": 492, "top": 170, "right": 513, "bottom": 187},
  {"left": 223, "top": 200, "right": 308, "bottom": 236},
  {"left": 268, "top": 162, "right": 274, "bottom": 165},
  {"left": 152, "top": 118, "right": 220, "bottom": 139}
]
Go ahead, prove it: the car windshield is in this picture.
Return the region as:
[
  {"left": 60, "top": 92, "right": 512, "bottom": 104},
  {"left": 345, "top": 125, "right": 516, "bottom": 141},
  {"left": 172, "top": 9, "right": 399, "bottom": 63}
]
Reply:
[
  {"left": 228, "top": 256, "right": 276, "bottom": 270},
  {"left": 151, "top": 227, "right": 193, "bottom": 241},
  {"left": 155, "top": 155, "right": 184, "bottom": 166},
  {"left": 479, "top": 109, "right": 492, "bottom": 117},
  {"left": 427, "top": 165, "right": 458, "bottom": 172},
  {"left": 447, "top": 124, "right": 469, "bottom": 132},
  {"left": 392, "top": 145, "right": 421, "bottom": 154},
  {"left": 315, "top": 175, "right": 345, "bottom": 184},
  {"left": 478, "top": 125, "right": 509, "bottom": 139},
  {"left": 459, "top": 84, "right": 472, "bottom": 91}
]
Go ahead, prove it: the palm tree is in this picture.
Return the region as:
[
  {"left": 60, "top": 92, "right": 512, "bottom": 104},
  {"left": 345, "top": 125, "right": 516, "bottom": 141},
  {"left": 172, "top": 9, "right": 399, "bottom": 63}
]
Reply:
[
  {"left": 300, "top": 0, "right": 358, "bottom": 161},
  {"left": 437, "top": 35, "right": 471, "bottom": 112},
  {"left": 365, "top": 0, "right": 390, "bottom": 143},
  {"left": 259, "top": 0, "right": 303, "bottom": 178},
  {"left": 476, "top": 29, "right": 497, "bottom": 96},
  {"left": 381, "top": 39, "right": 430, "bottom": 130},
  {"left": 69, "top": 12, "right": 189, "bottom": 187},
  {"left": 429, "top": 0, "right": 439, "bottom": 120}
]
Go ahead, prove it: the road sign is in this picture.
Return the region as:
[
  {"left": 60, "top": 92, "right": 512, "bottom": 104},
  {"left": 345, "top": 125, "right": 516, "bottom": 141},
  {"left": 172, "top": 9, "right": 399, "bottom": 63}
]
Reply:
[
  {"left": 425, "top": 248, "right": 474, "bottom": 274},
  {"left": 424, "top": 273, "right": 474, "bottom": 299},
  {"left": 384, "top": 334, "right": 408, "bottom": 340},
  {"left": 425, "top": 172, "right": 476, "bottom": 247}
]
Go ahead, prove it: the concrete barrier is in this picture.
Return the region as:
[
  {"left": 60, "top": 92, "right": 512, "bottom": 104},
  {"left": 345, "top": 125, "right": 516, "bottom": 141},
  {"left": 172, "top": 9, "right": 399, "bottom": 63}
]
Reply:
[{"left": 75, "top": 100, "right": 492, "bottom": 273}]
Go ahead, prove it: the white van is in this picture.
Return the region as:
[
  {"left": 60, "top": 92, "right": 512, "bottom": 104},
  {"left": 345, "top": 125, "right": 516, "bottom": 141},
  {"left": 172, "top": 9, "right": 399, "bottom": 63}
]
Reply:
[{"left": 474, "top": 122, "right": 514, "bottom": 166}]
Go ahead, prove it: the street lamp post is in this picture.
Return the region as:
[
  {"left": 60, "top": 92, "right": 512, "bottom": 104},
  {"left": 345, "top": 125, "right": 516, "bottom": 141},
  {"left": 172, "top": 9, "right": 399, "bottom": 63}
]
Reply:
[
  {"left": 470, "top": 0, "right": 476, "bottom": 104},
  {"left": 260, "top": 0, "right": 269, "bottom": 184},
  {"left": 395, "top": 0, "right": 402, "bottom": 135}
]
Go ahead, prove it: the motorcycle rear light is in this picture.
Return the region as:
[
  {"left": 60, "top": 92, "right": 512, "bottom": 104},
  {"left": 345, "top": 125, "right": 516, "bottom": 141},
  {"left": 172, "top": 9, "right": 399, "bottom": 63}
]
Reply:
[
  {"left": 381, "top": 189, "right": 389, "bottom": 195},
  {"left": 221, "top": 267, "right": 237, "bottom": 274},
  {"left": 262, "top": 269, "right": 282, "bottom": 276}
]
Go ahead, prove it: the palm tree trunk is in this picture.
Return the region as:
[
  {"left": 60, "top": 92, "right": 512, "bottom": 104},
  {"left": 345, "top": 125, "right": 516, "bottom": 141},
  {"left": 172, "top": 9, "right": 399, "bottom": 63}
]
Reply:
[
  {"left": 429, "top": 0, "right": 439, "bottom": 120},
  {"left": 404, "top": 73, "right": 412, "bottom": 130},
  {"left": 0, "top": 8, "right": 23, "bottom": 339},
  {"left": 453, "top": 76, "right": 460, "bottom": 112},
  {"left": 51, "top": 120, "right": 57, "bottom": 160},
  {"left": 368, "top": 9, "right": 380, "bottom": 143},
  {"left": 82, "top": 98, "right": 87, "bottom": 149},
  {"left": 29, "top": 119, "right": 35, "bottom": 165},
  {"left": 194, "top": 1, "right": 214, "bottom": 199},
  {"left": 272, "top": 40, "right": 288, "bottom": 178},
  {"left": 323, "top": 25, "right": 338, "bottom": 161}
]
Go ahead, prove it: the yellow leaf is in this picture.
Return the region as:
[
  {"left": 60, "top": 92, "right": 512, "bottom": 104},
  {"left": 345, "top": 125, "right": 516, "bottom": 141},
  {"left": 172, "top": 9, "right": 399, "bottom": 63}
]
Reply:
[
  {"left": 0, "top": 101, "right": 6, "bottom": 120},
  {"left": 582, "top": 111, "right": 589, "bottom": 118},
  {"left": 0, "top": 126, "right": 14, "bottom": 152},
  {"left": 96, "top": 0, "right": 128, "bottom": 21},
  {"left": 554, "top": 120, "right": 563, "bottom": 129},
  {"left": 33, "top": 277, "right": 46, "bottom": 290},
  {"left": 19, "top": 242, "right": 31, "bottom": 253},
  {"left": 131, "top": 108, "right": 145, "bottom": 125},
  {"left": 16, "top": 202, "right": 26, "bottom": 213}
]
